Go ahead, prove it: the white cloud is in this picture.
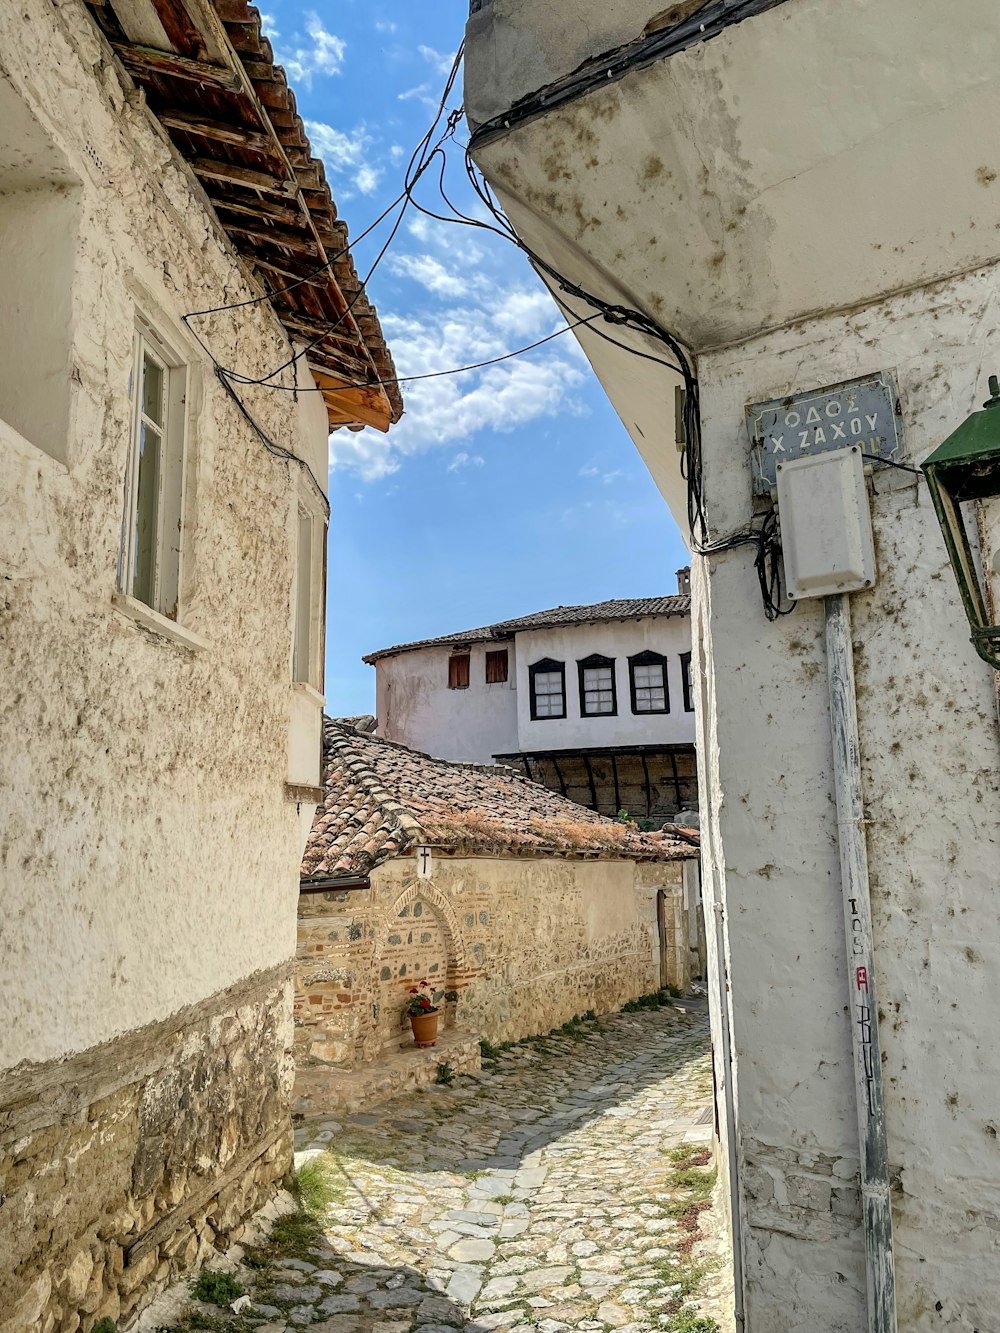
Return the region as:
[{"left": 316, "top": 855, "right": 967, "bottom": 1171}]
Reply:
[
  {"left": 329, "top": 278, "right": 586, "bottom": 481},
  {"left": 388, "top": 253, "right": 467, "bottom": 299},
  {"left": 305, "top": 120, "right": 380, "bottom": 195},
  {"left": 398, "top": 83, "right": 438, "bottom": 113},
  {"left": 375, "top": 19, "right": 397, "bottom": 34},
  {"left": 578, "top": 464, "right": 599, "bottom": 478},
  {"left": 447, "top": 452, "right": 485, "bottom": 472},
  {"left": 390, "top": 144, "right": 406, "bottom": 164},
  {"left": 418, "top": 45, "right": 456, "bottom": 78},
  {"left": 275, "top": 13, "right": 345, "bottom": 88}
]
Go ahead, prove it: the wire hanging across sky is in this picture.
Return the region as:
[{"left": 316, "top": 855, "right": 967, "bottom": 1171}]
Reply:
[{"left": 183, "top": 35, "right": 793, "bottom": 619}]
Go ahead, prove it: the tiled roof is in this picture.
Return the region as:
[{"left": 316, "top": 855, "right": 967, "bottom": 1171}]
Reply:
[
  {"left": 301, "top": 718, "right": 696, "bottom": 882},
  {"left": 85, "top": 0, "right": 402, "bottom": 432},
  {"left": 362, "top": 596, "right": 691, "bottom": 664}
]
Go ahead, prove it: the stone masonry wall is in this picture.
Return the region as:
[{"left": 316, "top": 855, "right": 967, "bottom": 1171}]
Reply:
[
  {"left": 295, "top": 854, "right": 686, "bottom": 1075},
  {"left": 0, "top": 968, "right": 294, "bottom": 1333}
]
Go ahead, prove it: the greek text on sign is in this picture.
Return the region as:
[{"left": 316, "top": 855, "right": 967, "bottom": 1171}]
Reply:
[{"left": 746, "top": 371, "right": 905, "bottom": 495}]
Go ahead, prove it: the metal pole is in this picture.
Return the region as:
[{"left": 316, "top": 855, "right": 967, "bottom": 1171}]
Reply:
[{"left": 825, "top": 593, "right": 897, "bottom": 1333}]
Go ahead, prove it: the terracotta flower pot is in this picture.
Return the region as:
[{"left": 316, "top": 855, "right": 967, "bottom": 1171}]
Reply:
[{"left": 409, "top": 1009, "right": 439, "bottom": 1048}]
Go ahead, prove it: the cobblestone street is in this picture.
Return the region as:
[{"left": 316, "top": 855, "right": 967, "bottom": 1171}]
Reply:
[{"left": 157, "top": 1003, "right": 729, "bottom": 1333}]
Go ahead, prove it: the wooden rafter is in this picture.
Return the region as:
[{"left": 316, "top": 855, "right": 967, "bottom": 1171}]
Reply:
[
  {"left": 111, "top": 41, "right": 239, "bottom": 88},
  {"left": 157, "top": 108, "right": 271, "bottom": 152}
]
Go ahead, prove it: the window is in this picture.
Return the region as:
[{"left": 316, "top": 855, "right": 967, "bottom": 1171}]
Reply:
[
  {"left": 485, "top": 649, "right": 509, "bottom": 684},
  {"left": 578, "top": 654, "right": 617, "bottom": 717},
  {"left": 629, "top": 650, "right": 670, "bottom": 714},
  {"left": 529, "top": 658, "right": 566, "bottom": 719},
  {"left": 680, "top": 651, "right": 694, "bottom": 713},
  {"left": 119, "top": 325, "right": 186, "bottom": 617},
  {"left": 448, "top": 653, "right": 470, "bottom": 689},
  {"left": 293, "top": 500, "right": 326, "bottom": 690}
]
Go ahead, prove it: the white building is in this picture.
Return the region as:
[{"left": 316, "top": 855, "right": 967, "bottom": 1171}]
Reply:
[
  {"left": 0, "top": 1, "right": 399, "bottom": 1326},
  {"left": 365, "top": 580, "right": 697, "bottom": 820},
  {"left": 467, "top": 4, "right": 1000, "bottom": 1331}
]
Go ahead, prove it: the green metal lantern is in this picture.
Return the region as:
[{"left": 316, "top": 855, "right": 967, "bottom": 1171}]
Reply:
[{"left": 922, "top": 375, "right": 1000, "bottom": 669}]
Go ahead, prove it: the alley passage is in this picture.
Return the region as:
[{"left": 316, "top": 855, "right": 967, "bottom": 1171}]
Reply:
[{"left": 182, "top": 1005, "right": 725, "bottom": 1333}]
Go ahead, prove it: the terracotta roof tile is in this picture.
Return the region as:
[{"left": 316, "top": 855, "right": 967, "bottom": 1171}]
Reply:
[
  {"left": 362, "top": 596, "right": 690, "bottom": 663},
  {"left": 301, "top": 718, "right": 697, "bottom": 882}
]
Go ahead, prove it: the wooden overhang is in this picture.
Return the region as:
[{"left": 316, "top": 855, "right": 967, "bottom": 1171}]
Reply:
[{"left": 85, "top": 0, "right": 403, "bottom": 434}]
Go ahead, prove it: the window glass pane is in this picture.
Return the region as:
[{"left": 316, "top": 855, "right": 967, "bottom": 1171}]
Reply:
[
  {"left": 583, "top": 666, "right": 612, "bottom": 690},
  {"left": 132, "top": 421, "right": 161, "bottom": 606},
  {"left": 533, "top": 668, "right": 563, "bottom": 715},
  {"left": 635, "top": 686, "right": 666, "bottom": 711},
  {"left": 142, "top": 351, "right": 164, "bottom": 426}
]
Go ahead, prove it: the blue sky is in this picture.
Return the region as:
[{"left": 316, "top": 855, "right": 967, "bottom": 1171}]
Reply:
[{"left": 260, "top": 2, "right": 688, "bottom": 715}]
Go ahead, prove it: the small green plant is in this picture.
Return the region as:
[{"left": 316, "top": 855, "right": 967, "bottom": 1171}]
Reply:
[
  {"left": 435, "top": 1061, "right": 455, "bottom": 1085},
  {"left": 479, "top": 1037, "right": 501, "bottom": 1061},
  {"left": 667, "top": 1315, "right": 720, "bottom": 1333},
  {"left": 190, "top": 1268, "right": 243, "bottom": 1305},
  {"left": 93, "top": 1321, "right": 119, "bottom": 1333},
  {"left": 288, "top": 1153, "right": 349, "bottom": 1221},
  {"left": 616, "top": 808, "right": 631, "bottom": 822},
  {"left": 493, "top": 1192, "right": 517, "bottom": 1204},
  {"left": 268, "top": 1207, "right": 325, "bottom": 1255}
]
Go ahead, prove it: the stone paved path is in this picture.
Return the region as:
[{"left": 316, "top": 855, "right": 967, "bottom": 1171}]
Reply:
[{"left": 163, "top": 1003, "right": 728, "bottom": 1333}]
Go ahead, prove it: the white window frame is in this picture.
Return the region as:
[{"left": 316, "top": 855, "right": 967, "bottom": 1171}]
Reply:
[
  {"left": 292, "top": 491, "right": 326, "bottom": 692},
  {"left": 119, "top": 322, "right": 187, "bottom": 620}
]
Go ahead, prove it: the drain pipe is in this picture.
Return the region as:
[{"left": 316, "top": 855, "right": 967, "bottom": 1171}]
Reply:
[{"left": 825, "top": 592, "right": 897, "bottom": 1333}]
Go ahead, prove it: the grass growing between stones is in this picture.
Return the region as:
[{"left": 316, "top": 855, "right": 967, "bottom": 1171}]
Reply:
[
  {"left": 649, "top": 1152, "right": 721, "bottom": 1331},
  {"left": 189, "top": 1269, "right": 243, "bottom": 1305}
]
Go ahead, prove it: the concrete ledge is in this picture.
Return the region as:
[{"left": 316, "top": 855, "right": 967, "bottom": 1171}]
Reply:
[{"left": 293, "top": 1029, "right": 482, "bottom": 1118}]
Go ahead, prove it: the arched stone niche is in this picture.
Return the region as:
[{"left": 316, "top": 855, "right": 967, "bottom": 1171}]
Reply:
[{"left": 367, "top": 882, "right": 468, "bottom": 1060}]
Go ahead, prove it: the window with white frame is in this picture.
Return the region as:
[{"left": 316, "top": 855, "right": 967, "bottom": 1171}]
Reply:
[
  {"left": 293, "top": 498, "right": 326, "bottom": 690},
  {"left": 529, "top": 658, "right": 566, "bottom": 719},
  {"left": 119, "top": 324, "right": 187, "bottom": 618},
  {"left": 629, "top": 650, "right": 670, "bottom": 714},
  {"left": 578, "top": 654, "right": 617, "bottom": 716}
]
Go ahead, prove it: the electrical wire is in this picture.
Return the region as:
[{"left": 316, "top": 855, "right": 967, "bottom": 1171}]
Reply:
[
  {"left": 211, "top": 311, "right": 605, "bottom": 395},
  {"left": 189, "top": 38, "right": 790, "bottom": 621}
]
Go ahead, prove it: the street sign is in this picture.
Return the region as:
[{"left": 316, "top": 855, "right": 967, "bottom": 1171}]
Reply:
[{"left": 746, "top": 370, "right": 905, "bottom": 495}]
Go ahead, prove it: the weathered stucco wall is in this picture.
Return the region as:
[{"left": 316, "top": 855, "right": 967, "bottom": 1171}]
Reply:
[
  {"left": 0, "top": 0, "right": 330, "bottom": 1324},
  {"left": 376, "top": 642, "right": 520, "bottom": 762},
  {"left": 295, "top": 854, "right": 687, "bottom": 1075},
  {"left": 696, "top": 267, "right": 1000, "bottom": 1330},
  {"left": 0, "top": 0, "right": 325, "bottom": 1067}
]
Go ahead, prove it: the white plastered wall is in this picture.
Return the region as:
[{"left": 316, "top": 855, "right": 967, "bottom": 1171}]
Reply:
[
  {"left": 696, "top": 268, "right": 1000, "bottom": 1331},
  {"left": 0, "top": 0, "right": 329, "bottom": 1069},
  {"left": 514, "top": 616, "right": 694, "bottom": 751},
  {"left": 375, "top": 642, "right": 520, "bottom": 762}
]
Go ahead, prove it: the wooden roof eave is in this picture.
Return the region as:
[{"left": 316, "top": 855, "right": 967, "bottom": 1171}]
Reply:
[{"left": 91, "top": 0, "right": 397, "bottom": 433}]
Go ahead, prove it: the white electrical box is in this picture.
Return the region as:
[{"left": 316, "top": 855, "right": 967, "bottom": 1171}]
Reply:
[{"left": 775, "top": 446, "right": 877, "bottom": 600}]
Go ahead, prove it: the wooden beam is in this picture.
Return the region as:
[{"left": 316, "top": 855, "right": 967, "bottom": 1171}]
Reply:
[
  {"left": 640, "top": 751, "right": 653, "bottom": 816},
  {"left": 111, "top": 42, "right": 240, "bottom": 90},
  {"left": 581, "top": 754, "right": 598, "bottom": 811},
  {"left": 157, "top": 108, "right": 271, "bottom": 152},
  {"left": 550, "top": 755, "right": 568, "bottom": 799},
  {"left": 149, "top": 0, "right": 209, "bottom": 58},
  {"left": 249, "top": 255, "right": 328, "bottom": 288},
  {"left": 669, "top": 750, "right": 682, "bottom": 807},
  {"left": 611, "top": 753, "right": 622, "bottom": 814},
  {"left": 310, "top": 368, "right": 393, "bottom": 433},
  {"left": 226, "top": 220, "right": 321, "bottom": 257},
  {"left": 190, "top": 155, "right": 294, "bottom": 194},
  {"left": 210, "top": 192, "right": 302, "bottom": 226}
]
